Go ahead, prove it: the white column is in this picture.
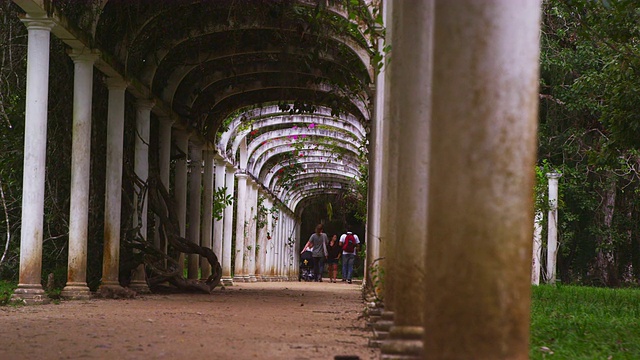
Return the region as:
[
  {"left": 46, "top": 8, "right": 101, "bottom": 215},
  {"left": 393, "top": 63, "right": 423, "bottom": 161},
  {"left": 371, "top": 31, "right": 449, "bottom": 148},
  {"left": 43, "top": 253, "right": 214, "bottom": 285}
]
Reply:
[
  {"left": 423, "top": 1, "right": 541, "bottom": 357},
  {"left": 187, "top": 142, "right": 203, "bottom": 280},
  {"left": 255, "top": 193, "right": 270, "bottom": 281},
  {"left": 546, "top": 172, "right": 562, "bottom": 284},
  {"left": 100, "top": 77, "right": 128, "bottom": 291},
  {"left": 531, "top": 211, "right": 543, "bottom": 285},
  {"left": 379, "top": 0, "right": 399, "bottom": 318},
  {"left": 221, "top": 164, "right": 235, "bottom": 285},
  {"left": 173, "top": 130, "right": 190, "bottom": 273},
  {"left": 155, "top": 116, "right": 174, "bottom": 257},
  {"left": 233, "top": 173, "right": 248, "bottom": 282},
  {"left": 61, "top": 49, "right": 99, "bottom": 300},
  {"left": 294, "top": 219, "right": 301, "bottom": 280},
  {"left": 272, "top": 210, "right": 284, "bottom": 281},
  {"left": 381, "top": 0, "right": 432, "bottom": 357},
  {"left": 285, "top": 217, "right": 292, "bottom": 281},
  {"left": 264, "top": 203, "right": 275, "bottom": 281},
  {"left": 282, "top": 215, "right": 290, "bottom": 281},
  {"left": 13, "top": 17, "right": 55, "bottom": 304},
  {"left": 212, "top": 156, "right": 226, "bottom": 274},
  {"left": 199, "top": 148, "right": 215, "bottom": 279},
  {"left": 366, "top": 31, "right": 387, "bottom": 290},
  {"left": 245, "top": 180, "right": 258, "bottom": 282},
  {"left": 129, "top": 99, "right": 154, "bottom": 293}
]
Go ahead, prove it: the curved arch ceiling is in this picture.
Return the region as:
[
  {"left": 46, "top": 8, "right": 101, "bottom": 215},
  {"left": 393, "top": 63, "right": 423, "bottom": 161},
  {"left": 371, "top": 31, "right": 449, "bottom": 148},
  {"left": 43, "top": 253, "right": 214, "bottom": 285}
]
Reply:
[{"left": 86, "top": 0, "right": 377, "bottom": 211}]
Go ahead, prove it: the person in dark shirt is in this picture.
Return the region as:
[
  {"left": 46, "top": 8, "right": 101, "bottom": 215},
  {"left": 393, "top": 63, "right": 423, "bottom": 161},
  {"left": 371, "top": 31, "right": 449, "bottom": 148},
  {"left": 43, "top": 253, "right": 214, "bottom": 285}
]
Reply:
[{"left": 326, "top": 234, "right": 342, "bottom": 283}]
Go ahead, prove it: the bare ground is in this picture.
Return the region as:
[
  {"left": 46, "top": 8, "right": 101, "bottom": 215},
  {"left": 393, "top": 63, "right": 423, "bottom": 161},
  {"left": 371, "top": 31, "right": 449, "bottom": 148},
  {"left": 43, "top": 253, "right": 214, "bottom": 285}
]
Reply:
[{"left": 0, "top": 281, "right": 379, "bottom": 360}]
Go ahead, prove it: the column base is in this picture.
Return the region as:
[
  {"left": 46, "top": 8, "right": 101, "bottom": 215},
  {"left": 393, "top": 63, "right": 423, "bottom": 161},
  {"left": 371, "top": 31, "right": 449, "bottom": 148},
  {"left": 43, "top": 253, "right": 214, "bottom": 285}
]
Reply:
[
  {"left": 380, "top": 326, "right": 424, "bottom": 359},
  {"left": 221, "top": 276, "right": 234, "bottom": 286},
  {"left": 374, "top": 311, "right": 394, "bottom": 334},
  {"left": 128, "top": 280, "right": 151, "bottom": 294},
  {"left": 11, "top": 284, "right": 49, "bottom": 305},
  {"left": 249, "top": 275, "right": 257, "bottom": 282},
  {"left": 97, "top": 284, "right": 136, "bottom": 299},
  {"left": 60, "top": 283, "right": 92, "bottom": 300},
  {"left": 233, "top": 276, "right": 245, "bottom": 283}
]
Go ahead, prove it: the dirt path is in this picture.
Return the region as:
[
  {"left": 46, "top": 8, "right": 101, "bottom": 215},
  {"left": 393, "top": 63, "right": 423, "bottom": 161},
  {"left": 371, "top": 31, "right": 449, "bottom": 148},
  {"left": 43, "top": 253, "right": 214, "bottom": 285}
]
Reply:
[{"left": 0, "top": 281, "right": 379, "bottom": 360}]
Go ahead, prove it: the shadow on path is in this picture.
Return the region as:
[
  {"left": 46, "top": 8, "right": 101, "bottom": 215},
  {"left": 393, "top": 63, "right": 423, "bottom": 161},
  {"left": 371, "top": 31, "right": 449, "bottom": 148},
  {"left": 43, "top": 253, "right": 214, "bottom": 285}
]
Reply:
[{"left": 0, "top": 281, "right": 377, "bottom": 360}]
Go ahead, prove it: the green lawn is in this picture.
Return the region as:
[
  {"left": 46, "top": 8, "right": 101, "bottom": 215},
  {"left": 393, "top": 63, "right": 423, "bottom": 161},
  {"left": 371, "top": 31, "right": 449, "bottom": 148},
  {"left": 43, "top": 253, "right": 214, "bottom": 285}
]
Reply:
[{"left": 530, "top": 285, "right": 640, "bottom": 359}]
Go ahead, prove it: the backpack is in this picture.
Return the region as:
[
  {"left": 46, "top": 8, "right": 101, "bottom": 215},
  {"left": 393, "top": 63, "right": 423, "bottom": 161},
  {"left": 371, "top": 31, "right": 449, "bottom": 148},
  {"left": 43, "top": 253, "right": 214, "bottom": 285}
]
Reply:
[{"left": 342, "top": 233, "right": 356, "bottom": 253}]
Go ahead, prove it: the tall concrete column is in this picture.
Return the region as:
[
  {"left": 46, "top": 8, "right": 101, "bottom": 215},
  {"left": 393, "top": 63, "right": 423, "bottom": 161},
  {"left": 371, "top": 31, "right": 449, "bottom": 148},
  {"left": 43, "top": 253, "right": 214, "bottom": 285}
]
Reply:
[
  {"left": 233, "top": 172, "right": 248, "bottom": 282},
  {"left": 129, "top": 99, "right": 154, "bottom": 293},
  {"left": 366, "top": 8, "right": 388, "bottom": 292},
  {"left": 61, "top": 49, "right": 100, "bottom": 300},
  {"left": 264, "top": 205, "right": 274, "bottom": 281},
  {"left": 200, "top": 148, "right": 214, "bottom": 279},
  {"left": 12, "top": 17, "right": 55, "bottom": 304},
  {"left": 245, "top": 180, "right": 258, "bottom": 282},
  {"left": 221, "top": 164, "right": 235, "bottom": 285},
  {"left": 293, "top": 218, "right": 300, "bottom": 280},
  {"left": 381, "top": 0, "right": 432, "bottom": 357},
  {"left": 256, "top": 194, "right": 270, "bottom": 281},
  {"left": 187, "top": 142, "right": 203, "bottom": 280},
  {"left": 155, "top": 117, "right": 174, "bottom": 257},
  {"left": 423, "top": 1, "right": 541, "bottom": 358},
  {"left": 173, "top": 130, "right": 190, "bottom": 273},
  {"left": 546, "top": 172, "right": 562, "bottom": 284},
  {"left": 531, "top": 211, "right": 543, "bottom": 285},
  {"left": 378, "top": 0, "right": 399, "bottom": 319},
  {"left": 283, "top": 215, "right": 291, "bottom": 281},
  {"left": 212, "top": 155, "right": 226, "bottom": 278},
  {"left": 276, "top": 211, "right": 283, "bottom": 280},
  {"left": 99, "top": 77, "right": 128, "bottom": 291}
]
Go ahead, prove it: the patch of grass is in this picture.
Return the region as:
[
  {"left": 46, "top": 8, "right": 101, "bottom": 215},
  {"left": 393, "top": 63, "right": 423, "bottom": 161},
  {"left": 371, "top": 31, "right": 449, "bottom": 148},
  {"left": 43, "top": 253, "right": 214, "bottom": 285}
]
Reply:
[
  {"left": 530, "top": 285, "right": 640, "bottom": 359},
  {"left": 0, "top": 280, "right": 17, "bottom": 305}
]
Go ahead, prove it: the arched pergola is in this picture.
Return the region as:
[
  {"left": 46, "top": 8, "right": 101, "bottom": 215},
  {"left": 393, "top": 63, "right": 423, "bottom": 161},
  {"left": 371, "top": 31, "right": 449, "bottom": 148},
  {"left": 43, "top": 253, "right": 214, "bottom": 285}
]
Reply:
[{"left": 9, "top": 0, "right": 543, "bottom": 358}]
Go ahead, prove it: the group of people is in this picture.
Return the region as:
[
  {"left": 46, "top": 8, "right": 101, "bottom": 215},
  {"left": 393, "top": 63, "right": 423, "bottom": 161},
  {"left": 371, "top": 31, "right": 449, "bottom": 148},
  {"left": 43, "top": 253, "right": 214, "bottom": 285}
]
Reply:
[{"left": 300, "top": 224, "right": 360, "bottom": 284}]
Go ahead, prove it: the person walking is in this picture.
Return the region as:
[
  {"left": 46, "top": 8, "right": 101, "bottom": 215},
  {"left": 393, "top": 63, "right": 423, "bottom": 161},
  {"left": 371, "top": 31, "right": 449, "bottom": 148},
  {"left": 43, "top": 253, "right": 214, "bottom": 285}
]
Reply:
[
  {"left": 339, "top": 225, "right": 360, "bottom": 284},
  {"left": 303, "top": 224, "right": 328, "bottom": 282},
  {"left": 326, "top": 234, "right": 342, "bottom": 283}
]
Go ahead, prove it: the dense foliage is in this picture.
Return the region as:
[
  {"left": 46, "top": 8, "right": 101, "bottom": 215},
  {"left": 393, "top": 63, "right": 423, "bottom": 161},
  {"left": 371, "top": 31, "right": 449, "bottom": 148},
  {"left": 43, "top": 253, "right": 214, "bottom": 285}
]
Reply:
[{"left": 539, "top": 0, "right": 640, "bottom": 286}]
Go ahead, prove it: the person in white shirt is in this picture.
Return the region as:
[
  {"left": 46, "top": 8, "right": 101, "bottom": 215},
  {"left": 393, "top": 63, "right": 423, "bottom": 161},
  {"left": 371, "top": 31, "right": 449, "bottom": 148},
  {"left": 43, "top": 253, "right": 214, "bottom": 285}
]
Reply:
[{"left": 338, "top": 225, "right": 360, "bottom": 284}]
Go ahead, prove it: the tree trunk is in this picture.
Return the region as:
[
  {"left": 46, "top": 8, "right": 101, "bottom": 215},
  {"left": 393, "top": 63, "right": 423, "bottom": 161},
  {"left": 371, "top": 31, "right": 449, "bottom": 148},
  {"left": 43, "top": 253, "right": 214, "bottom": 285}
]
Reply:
[{"left": 595, "top": 173, "right": 618, "bottom": 286}]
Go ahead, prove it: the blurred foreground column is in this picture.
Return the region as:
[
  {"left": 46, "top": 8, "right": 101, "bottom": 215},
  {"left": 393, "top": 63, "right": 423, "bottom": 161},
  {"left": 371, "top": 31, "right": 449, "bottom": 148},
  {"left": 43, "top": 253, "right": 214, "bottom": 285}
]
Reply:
[
  {"left": 381, "top": 0, "right": 432, "bottom": 358},
  {"left": 424, "top": 1, "right": 541, "bottom": 358}
]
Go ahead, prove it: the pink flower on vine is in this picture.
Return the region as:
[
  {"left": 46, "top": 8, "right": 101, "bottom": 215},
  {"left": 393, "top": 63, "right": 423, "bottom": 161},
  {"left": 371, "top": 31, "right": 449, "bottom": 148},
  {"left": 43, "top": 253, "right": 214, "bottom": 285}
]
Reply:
[
  {"left": 308, "top": 123, "right": 316, "bottom": 129},
  {"left": 290, "top": 135, "right": 298, "bottom": 140},
  {"left": 299, "top": 153, "right": 304, "bottom": 157},
  {"left": 292, "top": 125, "right": 298, "bottom": 130}
]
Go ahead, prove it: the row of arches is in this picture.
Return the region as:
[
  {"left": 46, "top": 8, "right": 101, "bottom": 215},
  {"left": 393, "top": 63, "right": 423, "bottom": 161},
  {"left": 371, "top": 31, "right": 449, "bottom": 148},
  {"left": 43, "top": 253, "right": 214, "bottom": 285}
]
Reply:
[
  {"left": 10, "top": 0, "right": 375, "bottom": 300},
  {"left": 9, "top": 0, "right": 546, "bottom": 358}
]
